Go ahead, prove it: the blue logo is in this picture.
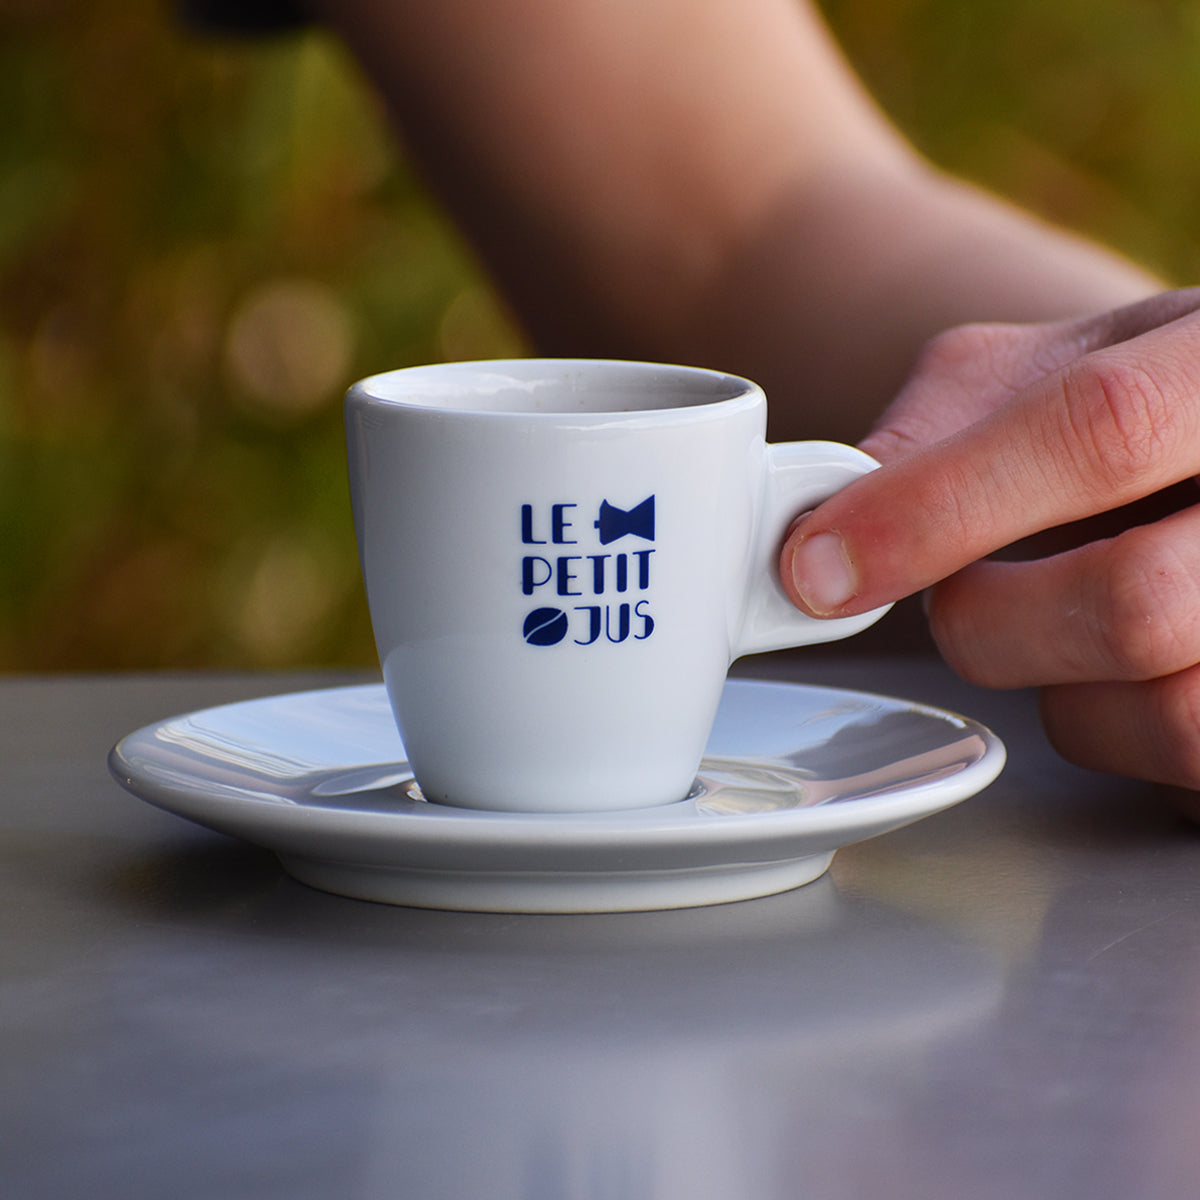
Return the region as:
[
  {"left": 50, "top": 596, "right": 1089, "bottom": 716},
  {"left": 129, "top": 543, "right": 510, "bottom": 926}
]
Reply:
[
  {"left": 520, "top": 496, "right": 656, "bottom": 646},
  {"left": 523, "top": 607, "right": 569, "bottom": 646},
  {"left": 594, "top": 496, "right": 655, "bottom": 544}
]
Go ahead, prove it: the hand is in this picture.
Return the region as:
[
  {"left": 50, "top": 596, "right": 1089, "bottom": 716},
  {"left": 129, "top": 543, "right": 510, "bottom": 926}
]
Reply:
[{"left": 780, "top": 288, "right": 1200, "bottom": 798}]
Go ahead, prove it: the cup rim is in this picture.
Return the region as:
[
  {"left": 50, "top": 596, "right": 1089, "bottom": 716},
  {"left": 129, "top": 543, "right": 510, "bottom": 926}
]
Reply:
[{"left": 347, "top": 358, "right": 763, "bottom": 422}]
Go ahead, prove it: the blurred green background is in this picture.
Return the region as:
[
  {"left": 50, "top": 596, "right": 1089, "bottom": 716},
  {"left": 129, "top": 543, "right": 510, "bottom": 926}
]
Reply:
[{"left": 1, "top": 0, "right": 1197, "bottom": 672}]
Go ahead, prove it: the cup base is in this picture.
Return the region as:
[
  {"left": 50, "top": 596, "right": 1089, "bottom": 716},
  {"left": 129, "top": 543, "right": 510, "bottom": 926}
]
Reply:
[{"left": 405, "top": 776, "right": 705, "bottom": 815}]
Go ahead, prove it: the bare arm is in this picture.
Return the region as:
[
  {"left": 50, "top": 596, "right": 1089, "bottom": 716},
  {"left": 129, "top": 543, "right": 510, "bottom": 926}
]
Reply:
[{"left": 310, "top": 0, "right": 1157, "bottom": 439}]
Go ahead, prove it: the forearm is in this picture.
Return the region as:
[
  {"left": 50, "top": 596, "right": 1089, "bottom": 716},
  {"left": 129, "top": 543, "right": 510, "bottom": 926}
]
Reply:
[
  {"left": 312, "top": 0, "right": 1159, "bottom": 440},
  {"left": 682, "top": 164, "right": 1160, "bottom": 441}
]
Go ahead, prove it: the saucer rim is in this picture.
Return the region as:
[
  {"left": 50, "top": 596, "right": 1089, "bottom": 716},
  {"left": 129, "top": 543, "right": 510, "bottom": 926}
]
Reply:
[
  {"left": 108, "top": 678, "right": 1006, "bottom": 911},
  {"left": 109, "top": 680, "right": 1004, "bottom": 840}
]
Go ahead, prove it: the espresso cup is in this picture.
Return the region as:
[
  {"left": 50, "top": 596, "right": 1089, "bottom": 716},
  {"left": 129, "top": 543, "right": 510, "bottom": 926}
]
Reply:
[{"left": 345, "top": 359, "right": 890, "bottom": 813}]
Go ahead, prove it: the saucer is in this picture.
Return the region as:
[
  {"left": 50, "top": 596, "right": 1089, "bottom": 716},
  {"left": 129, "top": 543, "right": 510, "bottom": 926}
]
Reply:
[{"left": 108, "top": 679, "right": 1005, "bottom": 913}]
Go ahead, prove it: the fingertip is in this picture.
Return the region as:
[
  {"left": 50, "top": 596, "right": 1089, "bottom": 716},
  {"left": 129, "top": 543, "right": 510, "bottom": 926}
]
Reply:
[
  {"left": 782, "top": 527, "right": 858, "bottom": 617},
  {"left": 779, "top": 511, "right": 812, "bottom": 609}
]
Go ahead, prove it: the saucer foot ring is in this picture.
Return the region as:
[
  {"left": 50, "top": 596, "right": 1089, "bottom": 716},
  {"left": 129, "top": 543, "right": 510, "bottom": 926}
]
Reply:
[{"left": 278, "top": 852, "right": 837, "bottom": 913}]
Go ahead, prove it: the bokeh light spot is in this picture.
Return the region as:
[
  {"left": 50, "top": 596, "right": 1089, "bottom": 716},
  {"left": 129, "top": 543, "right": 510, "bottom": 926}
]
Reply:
[{"left": 224, "top": 277, "right": 355, "bottom": 418}]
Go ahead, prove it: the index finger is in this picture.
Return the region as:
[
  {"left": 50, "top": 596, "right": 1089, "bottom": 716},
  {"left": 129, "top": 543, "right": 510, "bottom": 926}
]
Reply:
[{"left": 781, "top": 312, "right": 1200, "bottom": 617}]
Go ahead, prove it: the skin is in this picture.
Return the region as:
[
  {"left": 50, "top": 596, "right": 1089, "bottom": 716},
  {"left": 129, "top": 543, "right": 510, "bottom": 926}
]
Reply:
[
  {"left": 783, "top": 290, "right": 1200, "bottom": 797},
  {"left": 310, "top": 0, "right": 1198, "bottom": 795}
]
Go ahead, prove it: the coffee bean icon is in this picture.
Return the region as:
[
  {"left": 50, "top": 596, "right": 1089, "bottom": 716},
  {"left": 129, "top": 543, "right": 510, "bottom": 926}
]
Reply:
[{"left": 523, "top": 606, "right": 568, "bottom": 646}]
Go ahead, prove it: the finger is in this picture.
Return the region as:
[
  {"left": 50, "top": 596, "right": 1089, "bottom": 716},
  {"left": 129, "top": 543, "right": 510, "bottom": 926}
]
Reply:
[
  {"left": 858, "top": 320, "right": 1085, "bottom": 465},
  {"left": 926, "top": 503, "right": 1200, "bottom": 689},
  {"left": 782, "top": 310, "right": 1200, "bottom": 617},
  {"left": 1041, "top": 666, "right": 1200, "bottom": 791},
  {"left": 860, "top": 288, "right": 1200, "bottom": 468},
  {"left": 1074, "top": 286, "right": 1200, "bottom": 353}
]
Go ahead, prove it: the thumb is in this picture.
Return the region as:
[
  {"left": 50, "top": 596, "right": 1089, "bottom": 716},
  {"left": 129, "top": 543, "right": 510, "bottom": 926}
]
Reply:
[{"left": 780, "top": 311, "right": 1200, "bottom": 617}]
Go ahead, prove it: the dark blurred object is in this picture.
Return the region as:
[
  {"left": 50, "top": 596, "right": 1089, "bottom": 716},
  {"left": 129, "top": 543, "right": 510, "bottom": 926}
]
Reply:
[{"left": 178, "top": 0, "right": 310, "bottom": 35}]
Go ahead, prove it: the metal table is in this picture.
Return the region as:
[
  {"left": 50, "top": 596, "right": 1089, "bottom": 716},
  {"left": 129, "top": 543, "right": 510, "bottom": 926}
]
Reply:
[{"left": 2, "top": 655, "right": 1198, "bottom": 1199}]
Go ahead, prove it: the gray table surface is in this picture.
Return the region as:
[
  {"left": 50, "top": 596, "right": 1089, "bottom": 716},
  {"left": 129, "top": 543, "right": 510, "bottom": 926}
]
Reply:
[{"left": 2, "top": 655, "right": 1199, "bottom": 1199}]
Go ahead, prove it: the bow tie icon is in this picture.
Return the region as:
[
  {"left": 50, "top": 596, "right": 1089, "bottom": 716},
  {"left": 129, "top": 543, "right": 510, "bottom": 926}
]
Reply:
[{"left": 594, "top": 496, "right": 655, "bottom": 545}]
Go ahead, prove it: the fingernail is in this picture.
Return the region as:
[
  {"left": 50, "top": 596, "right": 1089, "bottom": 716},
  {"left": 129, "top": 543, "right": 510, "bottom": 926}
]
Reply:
[{"left": 788, "top": 531, "right": 857, "bottom": 616}]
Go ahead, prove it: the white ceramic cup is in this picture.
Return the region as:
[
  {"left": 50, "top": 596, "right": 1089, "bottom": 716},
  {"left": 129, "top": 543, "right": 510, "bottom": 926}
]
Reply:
[{"left": 346, "top": 359, "right": 890, "bottom": 813}]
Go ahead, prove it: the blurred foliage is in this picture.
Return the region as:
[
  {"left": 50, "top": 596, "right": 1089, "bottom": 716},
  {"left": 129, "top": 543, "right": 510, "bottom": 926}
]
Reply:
[
  {"left": 0, "top": 0, "right": 522, "bottom": 670},
  {"left": 824, "top": 0, "right": 1200, "bottom": 279},
  {"left": 0, "top": 0, "right": 1197, "bottom": 671}
]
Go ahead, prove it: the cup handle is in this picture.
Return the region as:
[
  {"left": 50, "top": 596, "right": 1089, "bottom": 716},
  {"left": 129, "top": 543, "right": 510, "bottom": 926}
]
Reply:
[{"left": 733, "top": 441, "right": 893, "bottom": 659}]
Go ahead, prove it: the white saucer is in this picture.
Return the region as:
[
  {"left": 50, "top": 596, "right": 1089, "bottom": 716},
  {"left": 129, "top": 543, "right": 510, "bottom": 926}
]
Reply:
[{"left": 108, "top": 679, "right": 1005, "bottom": 913}]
